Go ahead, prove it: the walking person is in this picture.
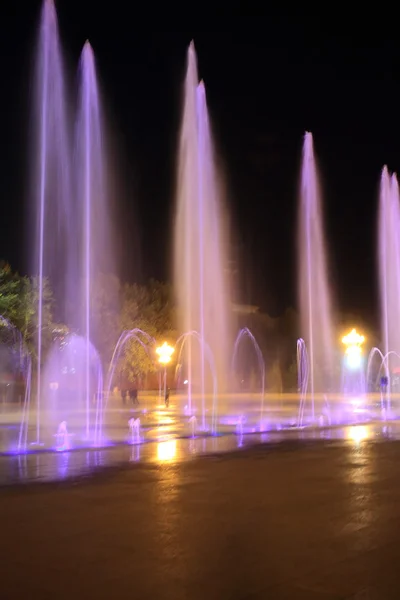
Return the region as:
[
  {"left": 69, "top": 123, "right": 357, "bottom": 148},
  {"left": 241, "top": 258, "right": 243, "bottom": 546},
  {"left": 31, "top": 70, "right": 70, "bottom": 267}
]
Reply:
[
  {"left": 164, "top": 387, "right": 170, "bottom": 408},
  {"left": 121, "top": 388, "right": 127, "bottom": 406},
  {"left": 129, "top": 386, "right": 139, "bottom": 406}
]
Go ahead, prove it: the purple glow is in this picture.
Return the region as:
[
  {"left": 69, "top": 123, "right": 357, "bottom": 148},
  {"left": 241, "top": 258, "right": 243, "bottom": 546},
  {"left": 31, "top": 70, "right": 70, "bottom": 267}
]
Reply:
[
  {"left": 297, "top": 338, "right": 309, "bottom": 426},
  {"left": 174, "top": 43, "right": 232, "bottom": 432},
  {"left": 41, "top": 334, "right": 103, "bottom": 449},
  {"left": 24, "top": 1, "right": 114, "bottom": 452},
  {"left": 231, "top": 328, "right": 265, "bottom": 428},
  {"left": 0, "top": 316, "right": 32, "bottom": 453},
  {"left": 76, "top": 41, "right": 110, "bottom": 443},
  {"left": 128, "top": 417, "right": 141, "bottom": 444},
  {"left": 106, "top": 329, "right": 156, "bottom": 403},
  {"left": 298, "top": 133, "right": 336, "bottom": 416},
  {"left": 378, "top": 168, "right": 400, "bottom": 403},
  {"left": 4, "top": 14, "right": 397, "bottom": 463},
  {"left": 174, "top": 330, "right": 218, "bottom": 433},
  {"left": 32, "top": 0, "right": 72, "bottom": 443}
]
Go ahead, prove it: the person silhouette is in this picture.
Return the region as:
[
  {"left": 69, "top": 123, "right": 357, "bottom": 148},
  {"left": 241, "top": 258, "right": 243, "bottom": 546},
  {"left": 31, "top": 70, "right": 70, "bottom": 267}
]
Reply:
[{"left": 164, "top": 387, "right": 170, "bottom": 407}]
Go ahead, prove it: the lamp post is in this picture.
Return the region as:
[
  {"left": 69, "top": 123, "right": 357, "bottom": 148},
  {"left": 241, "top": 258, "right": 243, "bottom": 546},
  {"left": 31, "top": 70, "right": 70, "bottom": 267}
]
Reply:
[
  {"left": 342, "top": 328, "right": 365, "bottom": 371},
  {"left": 156, "top": 342, "right": 174, "bottom": 403}
]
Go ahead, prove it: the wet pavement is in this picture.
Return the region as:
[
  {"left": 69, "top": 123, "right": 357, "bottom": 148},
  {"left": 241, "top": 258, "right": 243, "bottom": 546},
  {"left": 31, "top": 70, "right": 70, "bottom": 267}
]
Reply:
[
  {"left": 0, "top": 391, "right": 391, "bottom": 460},
  {"left": 1, "top": 423, "right": 400, "bottom": 597},
  {"left": 0, "top": 420, "right": 397, "bottom": 485}
]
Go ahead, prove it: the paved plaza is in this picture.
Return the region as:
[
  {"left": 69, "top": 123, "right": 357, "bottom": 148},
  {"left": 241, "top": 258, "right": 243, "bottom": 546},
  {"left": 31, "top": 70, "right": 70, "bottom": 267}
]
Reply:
[{"left": 1, "top": 425, "right": 400, "bottom": 598}]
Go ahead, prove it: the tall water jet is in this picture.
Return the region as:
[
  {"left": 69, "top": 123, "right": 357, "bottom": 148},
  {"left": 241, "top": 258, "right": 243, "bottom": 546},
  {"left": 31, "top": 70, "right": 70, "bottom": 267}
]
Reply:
[
  {"left": 378, "top": 168, "right": 400, "bottom": 362},
  {"left": 298, "top": 132, "right": 335, "bottom": 417},
  {"left": 174, "top": 43, "right": 232, "bottom": 427},
  {"left": 28, "top": 4, "right": 118, "bottom": 449},
  {"left": 75, "top": 41, "right": 111, "bottom": 439},
  {"left": 32, "top": 0, "right": 72, "bottom": 442}
]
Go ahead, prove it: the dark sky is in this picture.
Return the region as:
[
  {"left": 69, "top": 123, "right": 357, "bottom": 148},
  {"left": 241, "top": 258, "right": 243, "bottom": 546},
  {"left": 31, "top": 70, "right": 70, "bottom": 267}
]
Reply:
[{"left": 1, "top": 5, "right": 400, "bottom": 325}]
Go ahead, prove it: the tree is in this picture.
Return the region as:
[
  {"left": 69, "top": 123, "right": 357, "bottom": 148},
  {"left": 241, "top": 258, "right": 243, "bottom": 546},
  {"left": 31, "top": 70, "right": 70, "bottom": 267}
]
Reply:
[
  {"left": 267, "top": 359, "right": 283, "bottom": 393},
  {"left": 143, "top": 279, "right": 175, "bottom": 334},
  {"left": 90, "top": 273, "right": 121, "bottom": 367},
  {"left": 20, "top": 275, "right": 54, "bottom": 358},
  {"left": 87, "top": 276, "right": 176, "bottom": 384},
  {"left": 0, "top": 262, "right": 55, "bottom": 361},
  {"left": 283, "top": 358, "right": 298, "bottom": 391},
  {"left": 117, "top": 280, "right": 176, "bottom": 384},
  {"left": 118, "top": 332, "right": 156, "bottom": 386},
  {"left": 0, "top": 263, "right": 23, "bottom": 325}
]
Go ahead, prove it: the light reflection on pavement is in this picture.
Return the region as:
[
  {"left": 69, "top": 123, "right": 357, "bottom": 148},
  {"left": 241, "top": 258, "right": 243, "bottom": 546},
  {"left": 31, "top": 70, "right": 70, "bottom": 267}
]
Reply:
[{"left": 1, "top": 420, "right": 400, "bottom": 485}]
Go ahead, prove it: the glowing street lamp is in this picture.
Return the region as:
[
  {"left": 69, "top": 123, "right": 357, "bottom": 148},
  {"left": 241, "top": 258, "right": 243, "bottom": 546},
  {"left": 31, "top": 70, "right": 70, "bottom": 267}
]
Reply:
[
  {"left": 342, "top": 328, "right": 365, "bottom": 370},
  {"left": 156, "top": 342, "right": 174, "bottom": 365},
  {"left": 156, "top": 342, "right": 174, "bottom": 404}
]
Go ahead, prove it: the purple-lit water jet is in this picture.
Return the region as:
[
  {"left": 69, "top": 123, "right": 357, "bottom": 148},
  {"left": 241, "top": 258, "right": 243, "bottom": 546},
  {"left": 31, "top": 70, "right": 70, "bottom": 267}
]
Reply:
[
  {"left": 375, "top": 166, "right": 400, "bottom": 414},
  {"left": 188, "top": 415, "right": 197, "bottom": 437},
  {"left": 5, "top": 7, "right": 397, "bottom": 461},
  {"left": 298, "top": 132, "right": 336, "bottom": 419},
  {"left": 31, "top": 0, "right": 72, "bottom": 443},
  {"left": 0, "top": 316, "right": 32, "bottom": 452},
  {"left": 367, "top": 347, "right": 399, "bottom": 413},
  {"left": 378, "top": 168, "right": 400, "bottom": 383},
  {"left": 107, "top": 329, "right": 155, "bottom": 388},
  {"left": 55, "top": 421, "right": 70, "bottom": 451},
  {"left": 23, "top": 1, "right": 115, "bottom": 452},
  {"left": 174, "top": 43, "right": 232, "bottom": 428},
  {"left": 297, "top": 338, "right": 309, "bottom": 427},
  {"left": 174, "top": 330, "right": 218, "bottom": 432},
  {"left": 231, "top": 328, "right": 265, "bottom": 429},
  {"left": 41, "top": 334, "right": 103, "bottom": 449},
  {"left": 128, "top": 417, "right": 141, "bottom": 444},
  {"left": 76, "top": 41, "right": 112, "bottom": 440}
]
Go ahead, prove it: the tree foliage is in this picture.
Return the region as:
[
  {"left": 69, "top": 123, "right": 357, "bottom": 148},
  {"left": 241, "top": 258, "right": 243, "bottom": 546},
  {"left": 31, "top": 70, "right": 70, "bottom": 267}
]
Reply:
[
  {"left": 0, "top": 263, "right": 54, "bottom": 358},
  {"left": 0, "top": 265, "right": 176, "bottom": 381},
  {"left": 90, "top": 273, "right": 121, "bottom": 367},
  {"left": 118, "top": 280, "right": 176, "bottom": 384},
  {"left": 0, "top": 263, "right": 22, "bottom": 324},
  {"left": 1, "top": 260, "right": 380, "bottom": 392},
  {"left": 88, "top": 274, "right": 176, "bottom": 383}
]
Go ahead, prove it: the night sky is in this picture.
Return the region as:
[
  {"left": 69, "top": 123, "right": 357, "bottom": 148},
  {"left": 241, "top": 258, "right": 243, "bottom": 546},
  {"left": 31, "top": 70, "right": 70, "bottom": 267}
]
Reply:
[{"left": 1, "top": 5, "right": 400, "bottom": 325}]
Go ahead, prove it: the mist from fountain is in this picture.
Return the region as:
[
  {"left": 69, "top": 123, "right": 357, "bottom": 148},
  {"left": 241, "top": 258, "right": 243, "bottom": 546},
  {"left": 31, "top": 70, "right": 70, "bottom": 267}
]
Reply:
[
  {"left": 128, "top": 417, "right": 141, "bottom": 444},
  {"left": 41, "top": 334, "right": 103, "bottom": 449},
  {"left": 75, "top": 40, "right": 113, "bottom": 442},
  {"left": 378, "top": 168, "right": 400, "bottom": 373},
  {"left": 31, "top": 0, "right": 72, "bottom": 442},
  {"left": 174, "top": 331, "right": 218, "bottom": 432},
  {"left": 174, "top": 43, "right": 232, "bottom": 428},
  {"left": 27, "top": 1, "right": 114, "bottom": 450},
  {"left": 0, "top": 316, "right": 32, "bottom": 453},
  {"left": 298, "top": 132, "right": 336, "bottom": 419},
  {"left": 188, "top": 415, "right": 197, "bottom": 438},
  {"left": 231, "top": 328, "right": 265, "bottom": 429},
  {"left": 105, "top": 328, "right": 156, "bottom": 404},
  {"left": 297, "top": 338, "right": 309, "bottom": 426},
  {"left": 13, "top": 10, "right": 394, "bottom": 458},
  {"left": 341, "top": 360, "right": 366, "bottom": 398},
  {"left": 367, "top": 347, "right": 391, "bottom": 413}
]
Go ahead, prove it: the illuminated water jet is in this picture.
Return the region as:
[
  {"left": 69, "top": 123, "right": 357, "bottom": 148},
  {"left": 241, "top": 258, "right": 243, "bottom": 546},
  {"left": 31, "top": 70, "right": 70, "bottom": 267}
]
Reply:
[
  {"left": 25, "top": 1, "right": 114, "bottom": 451},
  {"left": 298, "top": 132, "right": 336, "bottom": 419},
  {"left": 174, "top": 43, "right": 232, "bottom": 429},
  {"left": 231, "top": 328, "right": 265, "bottom": 429},
  {"left": 174, "top": 330, "right": 217, "bottom": 433},
  {"left": 378, "top": 168, "right": 400, "bottom": 396},
  {"left": 32, "top": 0, "right": 72, "bottom": 442}
]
